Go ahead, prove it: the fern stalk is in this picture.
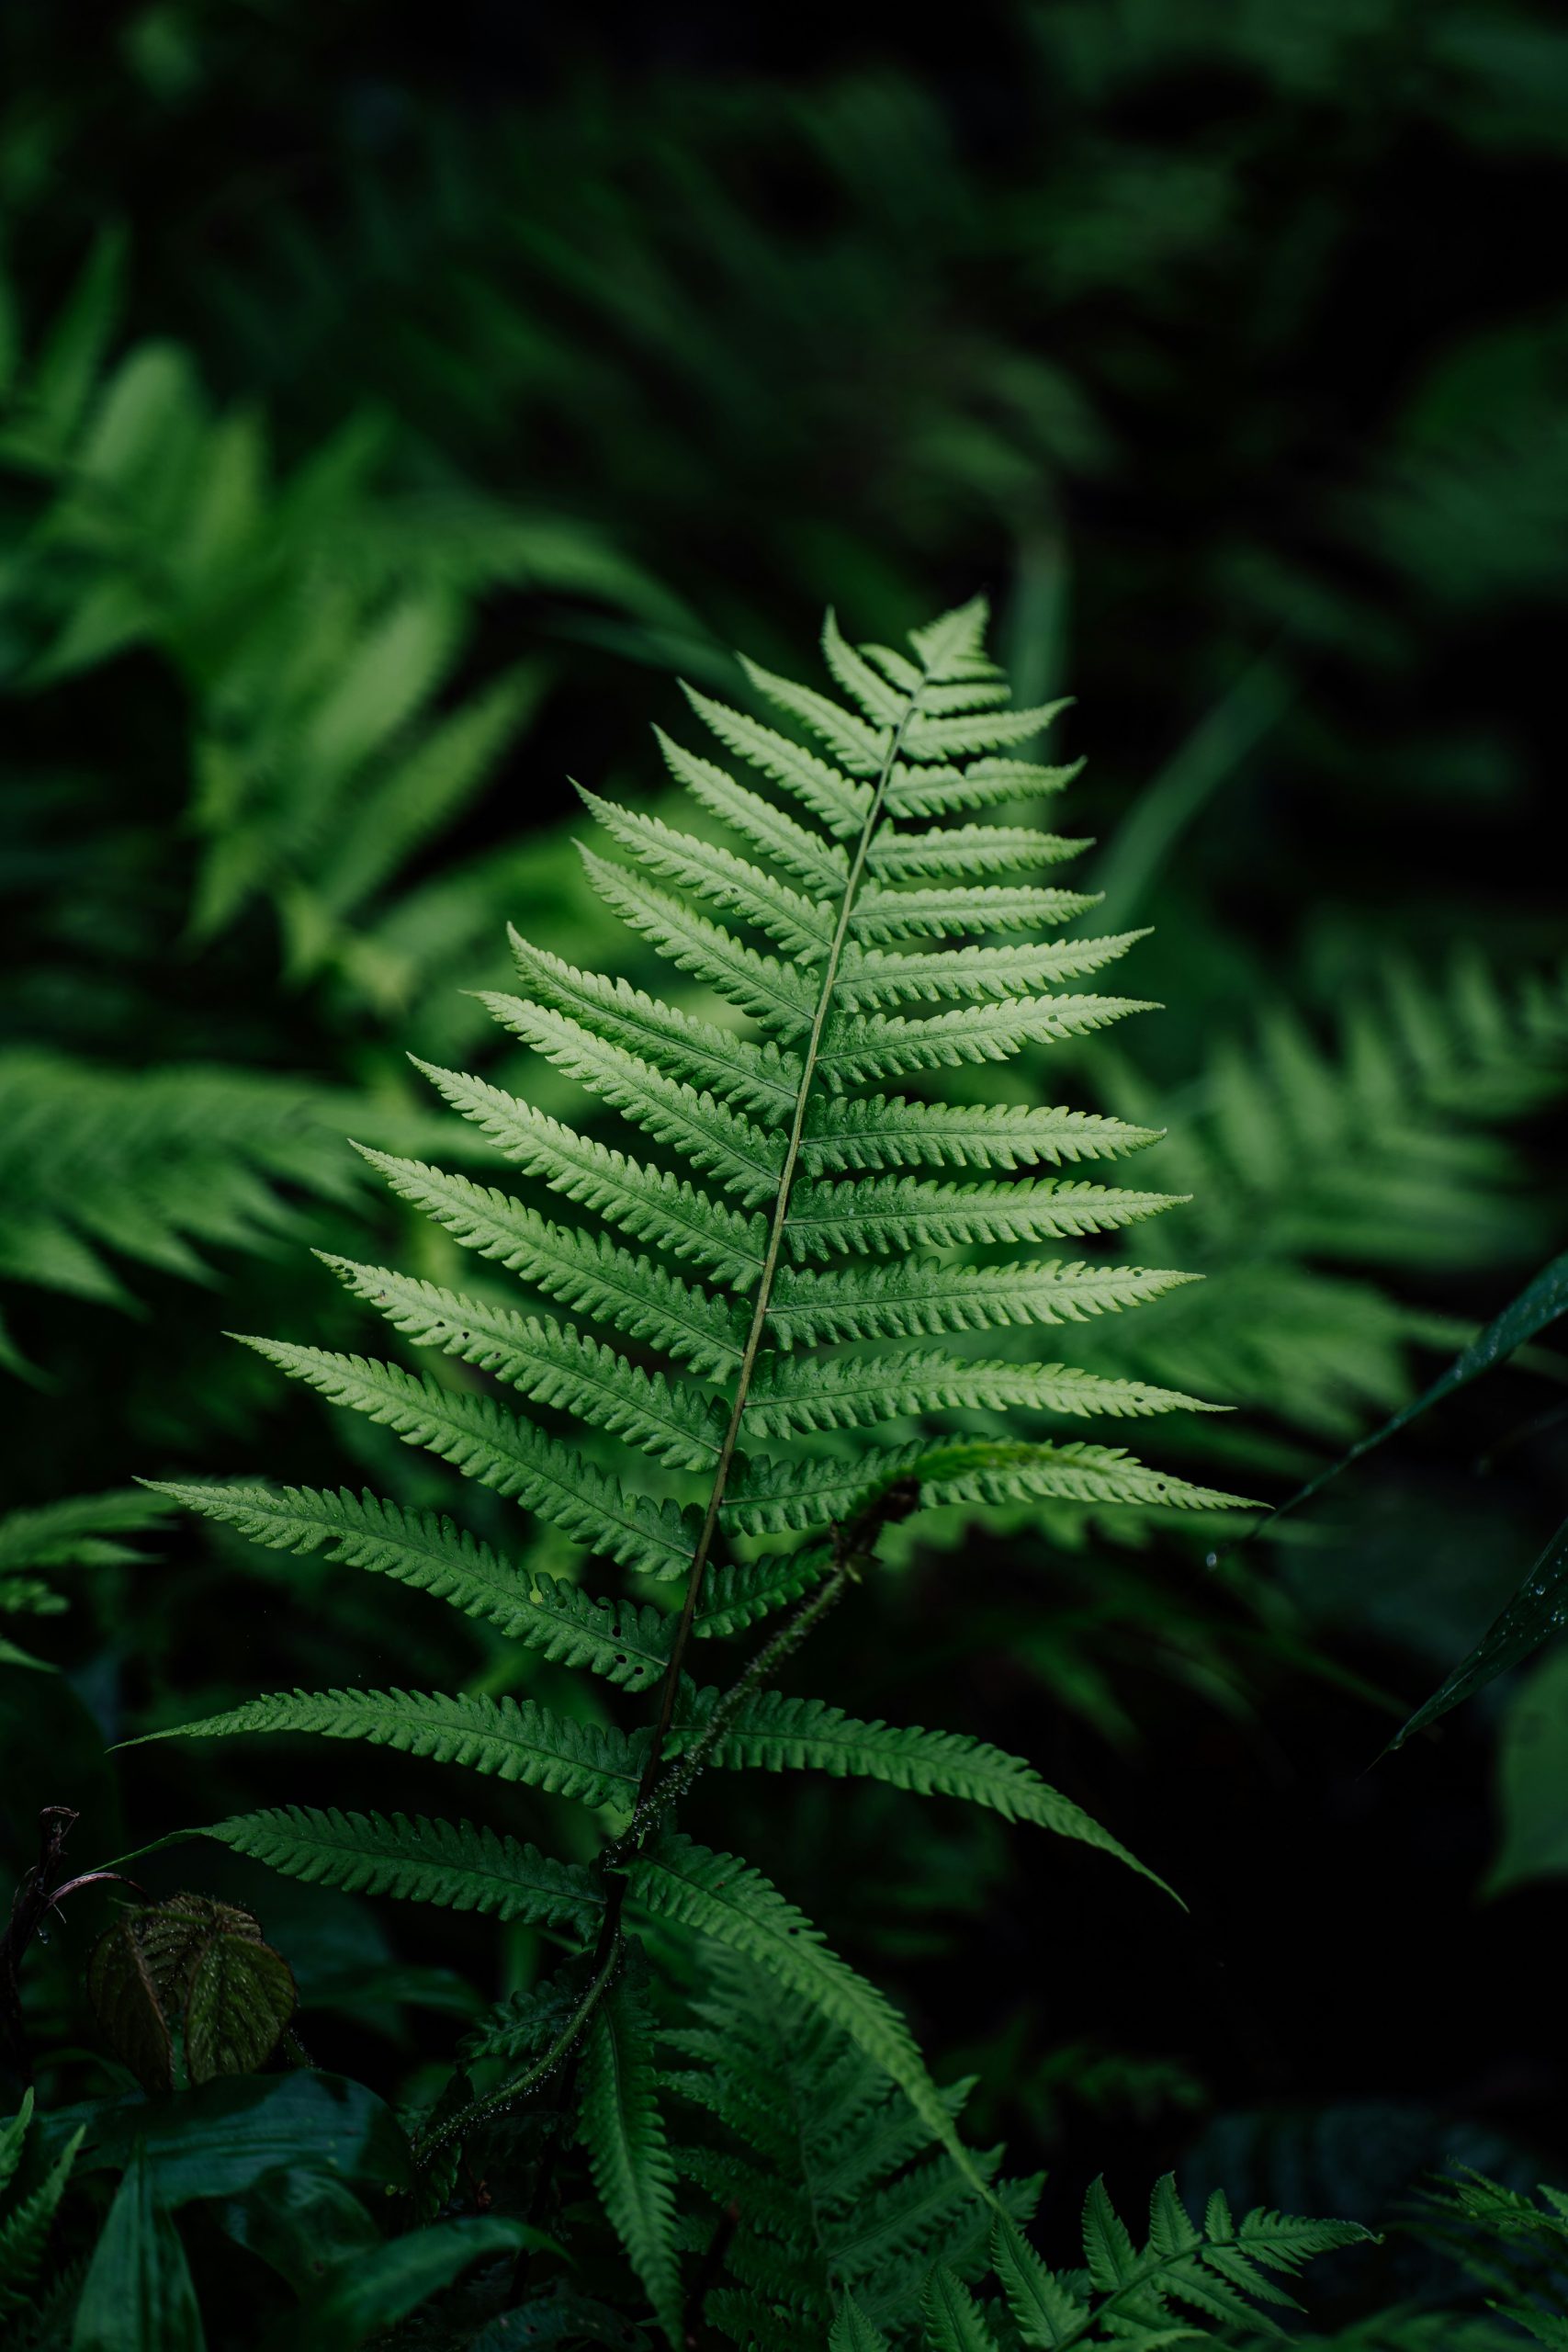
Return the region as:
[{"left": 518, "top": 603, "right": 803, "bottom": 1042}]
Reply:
[{"left": 635, "top": 692, "right": 919, "bottom": 1792}]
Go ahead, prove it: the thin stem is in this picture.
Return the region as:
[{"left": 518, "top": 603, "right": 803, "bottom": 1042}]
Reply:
[
  {"left": 413, "top": 1940, "right": 622, "bottom": 2170},
  {"left": 633, "top": 691, "right": 921, "bottom": 1808}
]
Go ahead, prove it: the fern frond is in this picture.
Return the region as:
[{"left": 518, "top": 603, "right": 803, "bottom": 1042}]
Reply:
[
  {"left": 818, "top": 995, "right": 1153, "bottom": 1082},
  {"left": 868, "top": 823, "right": 1089, "bottom": 881},
  {"left": 407, "top": 1059, "right": 768, "bottom": 1283},
  {"left": 141, "top": 1479, "right": 674, "bottom": 1689},
  {"left": 232, "top": 1340, "right": 698, "bottom": 1577},
  {"left": 851, "top": 883, "right": 1100, "bottom": 943},
  {"left": 351, "top": 1148, "right": 744, "bottom": 1375},
  {"left": 886, "top": 756, "right": 1085, "bottom": 817},
  {"left": 320, "top": 1256, "right": 727, "bottom": 1468},
  {"left": 500, "top": 933, "right": 802, "bottom": 1115},
  {"left": 978, "top": 2180, "right": 1371, "bottom": 2349},
  {"left": 784, "top": 1177, "right": 1180, "bottom": 1259},
  {"left": 0, "top": 2123, "right": 85, "bottom": 2317},
  {"left": 474, "top": 995, "right": 786, "bottom": 1203},
  {"left": 654, "top": 726, "right": 850, "bottom": 892},
  {"left": 126, "top": 1687, "right": 647, "bottom": 1807},
  {"left": 746, "top": 1351, "right": 1214, "bottom": 1435},
  {"left": 800, "top": 1093, "right": 1162, "bottom": 1173},
  {"left": 581, "top": 787, "right": 836, "bottom": 957},
  {"left": 579, "top": 1960, "right": 683, "bottom": 2346},
  {"left": 628, "top": 1836, "right": 996, "bottom": 2204},
  {"left": 170, "top": 1808, "right": 604, "bottom": 1935},
  {"left": 670, "top": 1690, "right": 1173, "bottom": 1894},
  {"left": 691, "top": 1544, "right": 837, "bottom": 1640},
  {"left": 766, "top": 1258, "right": 1198, "bottom": 1346},
  {"left": 834, "top": 933, "right": 1147, "bottom": 1010},
  {"left": 922, "top": 2270, "right": 1002, "bottom": 2351},
  {"left": 580, "top": 847, "right": 818, "bottom": 1035},
  {"left": 682, "top": 681, "right": 873, "bottom": 831}
]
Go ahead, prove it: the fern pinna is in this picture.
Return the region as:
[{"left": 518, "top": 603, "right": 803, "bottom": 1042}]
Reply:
[{"left": 140, "top": 597, "right": 1245, "bottom": 2337}]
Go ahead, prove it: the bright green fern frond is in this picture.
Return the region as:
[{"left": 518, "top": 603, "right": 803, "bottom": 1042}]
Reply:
[
  {"left": 474, "top": 995, "right": 786, "bottom": 1203},
  {"left": 851, "top": 882, "right": 1100, "bottom": 943},
  {"left": 155, "top": 594, "right": 1236, "bottom": 2245},
  {"left": 654, "top": 726, "right": 850, "bottom": 892},
  {"left": 124, "top": 1686, "right": 648, "bottom": 1808},
  {"left": 349, "top": 1148, "right": 745, "bottom": 1375},
  {"left": 833, "top": 933, "right": 1147, "bottom": 1010},
  {"left": 139, "top": 1479, "right": 672, "bottom": 1690},
  {"left": 867, "top": 822, "right": 1089, "bottom": 881},
  {"left": 799, "top": 1093, "right": 1162, "bottom": 1173},
  {"left": 501, "top": 932, "right": 802, "bottom": 1115},
  {"left": 784, "top": 1176, "right": 1180, "bottom": 1259},
  {"left": 581, "top": 786, "right": 838, "bottom": 957},
  {"left": 817, "top": 994, "right": 1154, "bottom": 1083},
  {"left": 668, "top": 1690, "right": 1173, "bottom": 1895},
  {"left": 231, "top": 1339, "right": 698, "bottom": 1577},
  {"left": 157, "top": 1808, "right": 604, "bottom": 1936},
  {"left": 407, "top": 1058, "right": 768, "bottom": 1283},
  {"left": 319, "top": 1255, "right": 727, "bottom": 1468},
  {"left": 765, "top": 1258, "right": 1198, "bottom": 1347},
  {"left": 746, "top": 1351, "right": 1215, "bottom": 1435}
]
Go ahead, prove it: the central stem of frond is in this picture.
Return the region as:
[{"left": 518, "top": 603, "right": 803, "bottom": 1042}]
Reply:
[{"left": 628, "top": 682, "right": 925, "bottom": 1819}]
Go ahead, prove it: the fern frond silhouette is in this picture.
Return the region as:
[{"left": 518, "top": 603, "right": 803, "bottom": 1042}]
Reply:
[{"left": 142, "top": 596, "right": 1247, "bottom": 2335}]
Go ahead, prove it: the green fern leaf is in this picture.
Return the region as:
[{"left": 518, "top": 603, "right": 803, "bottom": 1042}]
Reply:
[
  {"left": 851, "top": 882, "right": 1100, "bottom": 943},
  {"left": 408, "top": 1058, "right": 767, "bottom": 1283},
  {"left": 784, "top": 1176, "right": 1180, "bottom": 1259},
  {"left": 886, "top": 755, "right": 1085, "bottom": 817},
  {"left": 473, "top": 996, "right": 785, "bottom": 1202},
  {"left": 351, "top": 1148, "right": 744, "bottom": 1375},
  {"left": 627, "top": 1834, "right": 998, "bottom": 2207},
  {"left": 671, "top": 1690, "right": 1174, "bottom": 1895},
  {"left": 319, "top": 1257, "right": 727, "bottom": 1469},
  {"left": 834, "top": 932, "right": 1147, "bottom": 1010},
  {"left": 799, "top": 1093, "right": 1162, "bottom": 1173},
  {"left": 125, "top": 1686, "right": 647, "bottom": 1807},
  {"left": 766, "top": 1258, "right": 1198, "bottom": 1347},
  {"left": 654, "top": 726, "right": 849, "bottom": 892},
  {"left": 0, "top": 2123, "right": 85, "bottom": 2315},
  {"left": 581, "top": 787, "right": 837, "bottom": 957},
  {"left": 818, "top": 994, "right": 1153, "bottom": 1082},
  {"left": 746, "top": 1351, "right": 1215, "bottom": 1435},
  {"left": 233, "top": 1339, "right": 698, "bottom": 1577},
  {"left": 831, "top": 2297, "right": 894, "bottom": 2351},
  {"left": 922, "top": 2269, "right": 1003, "bottom": 2351},
  {"left": 682, "top": 681, "right": 873, "bottom": 831},
  {"left": 500, "top": 933, "right": 802, "bottom": 1117},
  {"left": 159, "top": 1808, "right": 604, "bottom": 1935},
  {"left": 579, "top": 1958, "right": 683, "bottom": 2346},
  {"left": 140, "top": 1480, "right": 672, "bottom": 1690},
  {"left": 580, "top": 847, "right": 818, "bottom": 1035}
]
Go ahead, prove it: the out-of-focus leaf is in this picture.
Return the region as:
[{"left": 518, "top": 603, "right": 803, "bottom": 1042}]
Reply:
[
  {"left": 1391, "top": 1512, "right": 1568, "bottom": 1750},
  {"left": 1488, "top": 1645, "right": 1568, "bottom": 1895},
  {"left": 41, "top": 2073, "right": 410, "bottom": 2203},
  {"left": 72, "top": 2144, "right": 206, "bottom": 2351},
  {"left": 1248, "top": 1250, "right": 1568, "bottom": 1543},
  {"left": 281, "top": 2217, "right": 550, "bottom": 2352},
  {"left": 213, "top": 2165, "right": 379, "bottom": 2297}
]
